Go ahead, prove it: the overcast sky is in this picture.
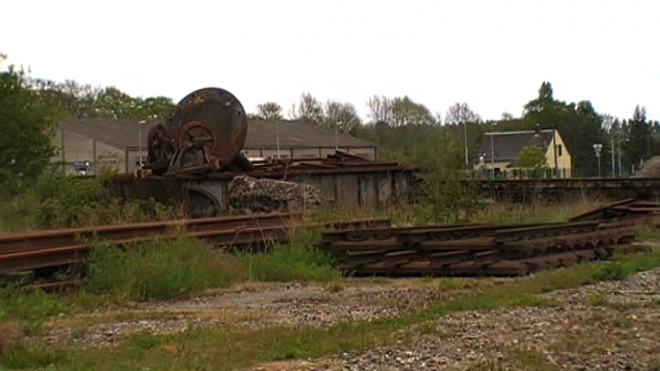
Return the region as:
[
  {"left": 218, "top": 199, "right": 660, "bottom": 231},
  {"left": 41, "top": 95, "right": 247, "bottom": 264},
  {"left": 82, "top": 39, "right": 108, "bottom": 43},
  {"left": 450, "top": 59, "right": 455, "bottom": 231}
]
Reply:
[{"left": 2, "top": 0, "right": 658, "bottom": 122}]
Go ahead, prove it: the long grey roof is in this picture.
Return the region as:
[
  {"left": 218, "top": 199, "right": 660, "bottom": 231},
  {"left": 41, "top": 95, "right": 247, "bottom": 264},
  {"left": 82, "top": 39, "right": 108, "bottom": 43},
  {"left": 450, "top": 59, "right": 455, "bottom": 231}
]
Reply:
[{"left": 59, "top": 118, "right": 376, "bottom": 150}]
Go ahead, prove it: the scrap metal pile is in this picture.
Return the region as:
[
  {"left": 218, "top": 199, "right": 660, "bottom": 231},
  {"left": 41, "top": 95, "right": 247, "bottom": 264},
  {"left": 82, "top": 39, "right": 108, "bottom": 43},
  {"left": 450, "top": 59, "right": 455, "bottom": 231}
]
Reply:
[
  {"left": 140, "top": 86, "right": 403, "bottom": 179},
  {"left": 319, "top": 198, "right": 660, "bottom": 277}
]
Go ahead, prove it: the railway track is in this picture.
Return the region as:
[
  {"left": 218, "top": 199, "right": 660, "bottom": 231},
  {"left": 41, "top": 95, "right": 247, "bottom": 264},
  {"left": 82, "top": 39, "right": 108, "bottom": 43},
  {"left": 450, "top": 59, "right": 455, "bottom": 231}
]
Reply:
[
  {"left": 0, "top": 214, "right": 391, "bottom": 276},
  {"left": 319, "top": 199, "right": 660, "bottom": 277}
]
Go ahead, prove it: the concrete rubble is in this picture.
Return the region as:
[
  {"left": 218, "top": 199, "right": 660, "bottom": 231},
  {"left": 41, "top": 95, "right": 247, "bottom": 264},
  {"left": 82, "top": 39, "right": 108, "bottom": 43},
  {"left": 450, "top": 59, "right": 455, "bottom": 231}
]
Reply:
[{"left": 228, "top": 175, "right": 322, "bottom": 213}]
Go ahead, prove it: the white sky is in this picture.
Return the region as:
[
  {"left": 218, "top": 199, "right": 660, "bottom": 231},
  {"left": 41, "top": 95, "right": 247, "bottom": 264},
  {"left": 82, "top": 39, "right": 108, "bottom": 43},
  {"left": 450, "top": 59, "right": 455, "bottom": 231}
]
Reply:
[{"left": 2, "top": 0, "right": 658, "bottom": 122}]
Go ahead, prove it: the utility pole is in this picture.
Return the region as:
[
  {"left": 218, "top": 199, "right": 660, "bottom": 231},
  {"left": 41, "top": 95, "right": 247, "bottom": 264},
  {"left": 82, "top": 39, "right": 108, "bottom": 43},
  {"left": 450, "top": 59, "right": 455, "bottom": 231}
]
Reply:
[
  {"left": 463, "top": 122, "right": 469, "bottom": 167},
  {"left": 275, "top": 118, "right": 281, "bottom": 159},
  {"left": 616, "top": 125, "right": 623, "bottom": 177},
  {"left": 138, "top": 120, "right": 146, "bottom": 168},
  {"left": 602, "top": 114, "right": 615, "bottom": 178},
  {"left": 593, "top": 143, "right": 603, "bottom": 178}
]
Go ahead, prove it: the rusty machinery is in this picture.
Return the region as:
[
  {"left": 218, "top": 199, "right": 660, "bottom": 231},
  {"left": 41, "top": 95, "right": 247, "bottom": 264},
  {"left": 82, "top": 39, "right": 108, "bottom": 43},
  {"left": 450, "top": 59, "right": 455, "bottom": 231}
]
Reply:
[{"left": 143, "top": 87, "right": 253, "bottom": 176}]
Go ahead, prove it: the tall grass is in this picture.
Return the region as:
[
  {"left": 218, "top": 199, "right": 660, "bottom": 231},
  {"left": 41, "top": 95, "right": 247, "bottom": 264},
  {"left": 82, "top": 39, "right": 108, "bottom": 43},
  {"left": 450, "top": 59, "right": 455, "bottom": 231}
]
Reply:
[{"left": 84, "top": 230, "right": 340, "bottom": 303}]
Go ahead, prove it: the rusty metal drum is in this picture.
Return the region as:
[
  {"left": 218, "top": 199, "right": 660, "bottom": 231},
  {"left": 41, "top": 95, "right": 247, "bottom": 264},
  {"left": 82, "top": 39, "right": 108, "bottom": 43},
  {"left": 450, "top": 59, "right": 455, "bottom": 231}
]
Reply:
[{"left": 166, "top": 87, "right": 248, "bottom": 167}]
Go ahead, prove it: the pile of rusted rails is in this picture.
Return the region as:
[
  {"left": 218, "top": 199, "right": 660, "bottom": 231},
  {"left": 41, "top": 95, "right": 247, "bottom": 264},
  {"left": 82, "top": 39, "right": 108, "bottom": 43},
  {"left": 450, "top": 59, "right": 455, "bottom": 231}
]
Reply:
[
  {"left": 0, "top": 214, "right": 392, "bottom": 276},
  {"left": 319, "top": 199, "right": 660, "bottom": 277},
  {"left": 568, "top": 198, "right": 660, "bottom": 222}
]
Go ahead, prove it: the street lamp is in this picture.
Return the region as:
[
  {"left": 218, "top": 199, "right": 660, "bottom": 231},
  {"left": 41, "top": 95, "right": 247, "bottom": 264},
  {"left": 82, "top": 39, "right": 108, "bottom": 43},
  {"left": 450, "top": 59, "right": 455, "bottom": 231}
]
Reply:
[
  {"left": 593, "top": 143, "right": 603, "bottom": 178},
  {"left": 138, "top": 120, "right": 147, "bottom": 167}
]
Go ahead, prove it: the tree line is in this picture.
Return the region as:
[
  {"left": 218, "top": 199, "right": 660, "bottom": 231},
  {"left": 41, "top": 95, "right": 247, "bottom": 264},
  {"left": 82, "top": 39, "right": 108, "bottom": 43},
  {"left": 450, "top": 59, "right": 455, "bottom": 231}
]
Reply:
[
  {"left": 252, "top": 83, "right": 658, "bottom": 177},
  {"left": 2, "top": 51, "right": 658, "bottom": 194}
]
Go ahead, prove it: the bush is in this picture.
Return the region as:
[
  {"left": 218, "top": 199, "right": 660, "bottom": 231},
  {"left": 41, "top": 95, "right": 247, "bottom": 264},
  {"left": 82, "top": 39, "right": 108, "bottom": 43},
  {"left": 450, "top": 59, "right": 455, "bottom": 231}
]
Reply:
[{"left": 0, "top": 172, "right": 180, "bottom": 232}]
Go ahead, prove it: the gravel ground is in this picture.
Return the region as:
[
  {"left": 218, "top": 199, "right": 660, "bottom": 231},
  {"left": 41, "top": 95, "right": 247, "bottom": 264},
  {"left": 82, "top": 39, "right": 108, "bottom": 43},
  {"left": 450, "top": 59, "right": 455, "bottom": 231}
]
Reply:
[
  {"left": 26, "top": 268, "right": 660, "bottom": 370},
  {"left": 250, "top": 268, "right": 660, "bottom": 371},
  {"left": 38, "top": 280, "right": 449, "bottom": 349}
]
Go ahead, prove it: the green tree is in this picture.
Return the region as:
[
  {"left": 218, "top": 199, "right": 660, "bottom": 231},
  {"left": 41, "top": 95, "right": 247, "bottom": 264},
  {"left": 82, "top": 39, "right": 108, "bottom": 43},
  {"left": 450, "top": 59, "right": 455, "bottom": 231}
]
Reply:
[
  {"left": 94, "top": 87, "right": 139, "bottom": 118},
  {"left": 0, "top": 54, "right": 59, "bottom": 192},
  {"left": 290, "top": 92, "right": 324, "bottom": 123},
  {"left": 366, "top": 95, "right": 392, "bottom": 124},
  {"left": 389, "top": 96, "right": 436, "bottom": 126},
  {"left": 444, "top": 102, "right": 483, "bottom": 166},
  {"left": 516, "top": 145, "right": 548, "bottom": 169},
  {"left": 323, "top": 100, "right": 362, "bottom": 133},
  {"left": 134, "top": 96, "right": 176, "bottom": 119},
  {"left": 254, "top": 101, "right": 284, "bottom": 121},
  {"left": 624, "top": 105, "right": 649, "bottom": 169}
]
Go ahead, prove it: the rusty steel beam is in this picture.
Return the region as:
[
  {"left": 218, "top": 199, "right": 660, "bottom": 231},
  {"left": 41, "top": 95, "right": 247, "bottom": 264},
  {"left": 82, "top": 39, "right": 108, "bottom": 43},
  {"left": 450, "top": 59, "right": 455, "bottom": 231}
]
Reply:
[
  {"left": 0, "top": 213, "right": 300, "bottom": 256},
  {"left": 0, "top": 217, "right": 391, "bottom": 275}
]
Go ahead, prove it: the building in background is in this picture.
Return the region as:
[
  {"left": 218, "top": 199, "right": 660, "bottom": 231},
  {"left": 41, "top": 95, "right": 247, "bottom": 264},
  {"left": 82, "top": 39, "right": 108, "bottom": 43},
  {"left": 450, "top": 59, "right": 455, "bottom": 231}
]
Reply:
[
  {"left": 473, "top": 128, "right": 572, "bottom": 178},
  {"left": 51, "top": 118, "right": 378, "bottom": 175}
]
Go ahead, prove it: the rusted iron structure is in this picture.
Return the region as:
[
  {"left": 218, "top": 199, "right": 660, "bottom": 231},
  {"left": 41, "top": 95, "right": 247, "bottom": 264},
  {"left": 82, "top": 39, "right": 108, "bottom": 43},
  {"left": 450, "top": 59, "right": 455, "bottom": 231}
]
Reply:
[
  {"left": 143, "top": 87, "right": 253, "bottom": 176},
  {"left": 0, "top": 215, "right": 391, "bottom": 276},
  {"left": 319, "top": 199, "right": 660, "bottom": 277},
  {"left": 114, "top": 86, "right": 418, "bottom": 217},
  {"left": 114, "top": 152, "right": 416, "bottom": 218}
]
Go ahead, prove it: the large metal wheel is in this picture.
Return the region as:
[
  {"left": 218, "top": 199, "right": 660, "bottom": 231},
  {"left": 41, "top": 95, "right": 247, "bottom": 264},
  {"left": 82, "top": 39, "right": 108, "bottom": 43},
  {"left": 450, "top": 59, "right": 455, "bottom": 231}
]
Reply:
[{"left": 166, "top": 87, "right": 248, "bottom": 167}]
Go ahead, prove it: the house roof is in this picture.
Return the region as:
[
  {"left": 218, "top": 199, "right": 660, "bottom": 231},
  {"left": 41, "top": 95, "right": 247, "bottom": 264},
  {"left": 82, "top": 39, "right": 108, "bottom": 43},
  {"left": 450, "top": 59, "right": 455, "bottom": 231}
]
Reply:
[
  {"left": 59, "top": 118, "right": 376, "bottom": 150},
  {"left": 476, "top": 129, "right": 557, "bottom": 163}
]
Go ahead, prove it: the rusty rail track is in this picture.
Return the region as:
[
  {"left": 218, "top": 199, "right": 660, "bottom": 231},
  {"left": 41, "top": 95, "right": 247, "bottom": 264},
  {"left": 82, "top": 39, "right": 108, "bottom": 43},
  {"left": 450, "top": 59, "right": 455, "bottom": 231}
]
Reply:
[
  {"left": 319, "top": 199, "right": 660, "bottom": 277},
  {"left": 0, "top": 215, "right": 392, "bottom": 275}
]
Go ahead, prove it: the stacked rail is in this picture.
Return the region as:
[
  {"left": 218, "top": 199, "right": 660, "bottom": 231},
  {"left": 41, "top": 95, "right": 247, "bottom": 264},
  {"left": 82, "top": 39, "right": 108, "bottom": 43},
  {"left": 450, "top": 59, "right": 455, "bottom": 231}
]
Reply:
[
  {"left": 319, "top": 199, "right": 660, "bottom": 277},
  {"left": 0, "top": 214, "right": 391, "bottom": 275}
]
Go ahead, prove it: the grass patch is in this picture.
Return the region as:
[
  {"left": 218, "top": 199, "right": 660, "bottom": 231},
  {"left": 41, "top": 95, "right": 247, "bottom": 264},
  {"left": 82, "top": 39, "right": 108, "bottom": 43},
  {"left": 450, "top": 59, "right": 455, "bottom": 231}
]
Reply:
[
  {"left": 586, "top": 291, "right": 609, "bottom": 306},
  {"left": 4, "top": 248, "right": 659, "bottom": 370}
]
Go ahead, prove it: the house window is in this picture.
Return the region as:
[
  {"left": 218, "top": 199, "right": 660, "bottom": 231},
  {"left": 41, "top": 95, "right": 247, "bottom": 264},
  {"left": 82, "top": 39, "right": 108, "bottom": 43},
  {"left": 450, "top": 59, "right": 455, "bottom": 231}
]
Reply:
[{"left": 557, "top": 145, "right": 563, "bottom": 157}]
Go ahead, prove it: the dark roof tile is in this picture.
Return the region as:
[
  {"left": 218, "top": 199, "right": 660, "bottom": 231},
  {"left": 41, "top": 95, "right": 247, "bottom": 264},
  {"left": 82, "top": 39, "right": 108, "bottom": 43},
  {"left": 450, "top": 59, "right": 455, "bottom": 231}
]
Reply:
[{"left": 476, "top": 129, "right": 557, "bottom": 163}]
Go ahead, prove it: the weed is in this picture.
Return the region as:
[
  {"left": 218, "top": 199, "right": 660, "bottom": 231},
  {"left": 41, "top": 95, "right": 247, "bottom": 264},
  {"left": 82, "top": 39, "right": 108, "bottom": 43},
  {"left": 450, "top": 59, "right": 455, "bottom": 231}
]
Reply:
[
  {"left": 415, "top": 321, "right": 443, "bottom": 336},
  {"left": 437, "top": 277, "right": 478, "bottom": 291},
  {"left": 243, "top": 229, "right": 340, "bottom": 283},
  {"left": 593, "top": 263, "right": 628, "bottom": 281},
  {"left": 324, "top": 281, "right": 345, "bottom": 293},
  {"left": 586, "top": 291, "right": 609, "bottom": 306}
]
